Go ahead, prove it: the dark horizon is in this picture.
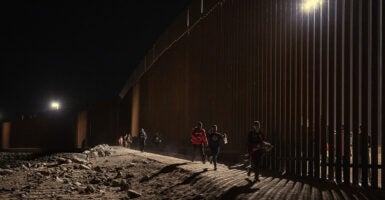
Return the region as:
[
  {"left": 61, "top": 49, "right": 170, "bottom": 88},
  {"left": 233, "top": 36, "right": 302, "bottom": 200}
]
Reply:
[{"left": 0, "top": 0, "right": 190, "bottom": 120}]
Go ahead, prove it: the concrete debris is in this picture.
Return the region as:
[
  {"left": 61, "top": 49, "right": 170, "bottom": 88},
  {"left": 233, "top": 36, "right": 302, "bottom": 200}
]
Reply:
[
  {"left": 82, "top": 144, "right": 114, "bottom": 159},
  {"left": 72, "top": 156, "right": 88, "bottom": 164},
  {"left": 0, "top": 146, "right": 204, "bottom": 199},
  {"left": 79, "top": 164, "right": 91, "bottom": 170},
  {"left": 55, "top": 176, "right": 64, "bottom": 183},
  {"left": 21, "top": 164, "right": 29, "bottom": 171},
  {"left": 90, "top": 151, "right": 99, "bottom": 159},
  {"left": 127, "top": 189, "right": 141, "bottom": 198}
]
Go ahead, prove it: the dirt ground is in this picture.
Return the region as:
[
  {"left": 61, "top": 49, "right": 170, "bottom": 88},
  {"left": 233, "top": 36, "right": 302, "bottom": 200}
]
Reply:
[
  {"left": 1, "top": 146, "right": 384, "bottom": 200},
  {"left": 0, "top": 146, "right": 204, "bottom": 199}
]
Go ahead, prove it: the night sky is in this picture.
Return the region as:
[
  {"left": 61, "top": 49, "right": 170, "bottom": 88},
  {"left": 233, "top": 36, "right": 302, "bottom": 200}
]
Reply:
[{"left": 0, "top": 0, "right": 190, "bottom": 120}]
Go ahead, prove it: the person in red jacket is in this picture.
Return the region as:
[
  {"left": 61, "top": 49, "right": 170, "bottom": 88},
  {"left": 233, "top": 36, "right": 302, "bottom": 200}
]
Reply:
[{"left": 191, "top": 121, "right": 208, "bottom": 163}]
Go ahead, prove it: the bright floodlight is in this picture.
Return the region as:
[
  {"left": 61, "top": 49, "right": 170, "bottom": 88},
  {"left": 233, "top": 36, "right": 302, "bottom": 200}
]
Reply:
[
  {"left": 50, "top": 101, "right": 60, "bottom": 110},
  {"left": 302, "top": 0, "right": 322, "bottom": 12}
]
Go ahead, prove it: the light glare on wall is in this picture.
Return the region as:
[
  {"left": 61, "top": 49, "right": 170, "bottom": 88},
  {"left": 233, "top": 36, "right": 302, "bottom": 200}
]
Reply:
[{"left": 302, "top": 0, "right": 323, "bottom": 12}]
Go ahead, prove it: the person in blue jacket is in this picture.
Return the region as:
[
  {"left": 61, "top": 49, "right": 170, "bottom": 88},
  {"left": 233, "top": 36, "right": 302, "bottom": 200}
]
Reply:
[{"left": 207, "top": 125, "right": 226, "bottom": 170}]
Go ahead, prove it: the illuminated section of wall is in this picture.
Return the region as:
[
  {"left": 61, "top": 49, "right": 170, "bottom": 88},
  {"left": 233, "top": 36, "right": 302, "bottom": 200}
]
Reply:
[
  {"left": 76, "top": 111, "right": 87, "bottom": 148},
  {"left": 1, "top": 122, "right": 11, "bottom": 149},
  {"left": 131, "top": 84, "right": 140, "bottom": 137}
]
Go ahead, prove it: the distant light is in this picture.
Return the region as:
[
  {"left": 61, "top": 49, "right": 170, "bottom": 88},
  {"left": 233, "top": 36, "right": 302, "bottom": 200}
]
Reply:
[
  {"left": 302, "top": 0, "right": 323, "bottom": 12},
  {"left": 50, "top": 101, "right": 61, "bottom": 110}
]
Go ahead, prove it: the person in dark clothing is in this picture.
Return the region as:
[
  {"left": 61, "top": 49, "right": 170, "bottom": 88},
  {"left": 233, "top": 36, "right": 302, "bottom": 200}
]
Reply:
[
  {"left": 153, "top": 132, "right": 162, "bottom": 147},
  {"left": 191, "top": 121, "right": 208, "bottom": 163},
  {"left": 138, "top": 128, "right": 147, "bottom": 152},
  {"left": 207, "top": 125, "right": 226, "bottom": 170},
  {"left": 247, "top": 121, "right": 266, "bottom": 182}
]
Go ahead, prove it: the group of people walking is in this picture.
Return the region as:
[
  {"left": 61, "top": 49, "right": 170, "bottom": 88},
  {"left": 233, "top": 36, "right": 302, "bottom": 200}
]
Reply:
[
  {"left": 191, "top": 121, "right": 227, "bottom": 171},
  {"left": 191, "top": 120, "right": 271, "bottom": 182},
  {"left": 118, "top": 133, "right": 133, "bottom": 148},
  {"left": 120, "top": 120, "right": 271, "bottom": 182},
  {"left": 119, "top": 128, "right": 162, "bottom": 153}
]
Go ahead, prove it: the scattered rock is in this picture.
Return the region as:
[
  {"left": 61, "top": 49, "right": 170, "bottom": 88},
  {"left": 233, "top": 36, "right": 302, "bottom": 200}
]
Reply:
[
  {"left": 97, "top": 151, "right": 105, "bottom": 157},
  {"left": 115, "top": 171, "right": 123, "bottom": 179},
  {"left": 91, "top": 151, "right": 99, "bottom": 158},
  {"left": 127, "top": 189, "right": 141, "bottom": 198},
  {"left": 0, "top": 169, "right": 14, "bottom": 175},
  {"left": 63, "top": 178, "right": 70, "bottom": 184},
  {"left": 104, "top": 151, "right": 112, "bottom": 156},
  {"left": 120, "top": 179, "right": 130, "bottom": 191},
  {"left": 38, "top": 170, "right": 50, "bottom": 176},
  {"left": 50, "top": 191, "right": 56, "bottom": 198},
  {"left": 111, "top": 179, "right": 121, "bottom": 187},
  {"left": 34, "top": 172, "right": 43, "bottom": 178},
  {"left": 55, "top": 176, "right": 64, "bottom": 183},
  {"left": 74, "top": 182, "right": 82, "bottom": 187},
  {"left": 21, "top": 164, "right": 29, "bottom": 171},
  {"left": 85, "top": 185, "right": 96, "bottom": 194},
  {"left": 139, "top": 175, "right": 150, "bottom": 182},
  {"left": 79, "top": 164, "right": 91, "bottom": 170},
  {"left": 94, "top": 166, "right": 104, "bottom": 173},
  {"left": 72, "top": 156, "right": 88, "bottom": 164},
  {"left": 90, "top": 178, "right": 101, "bottom": 184},
  {"left": 77, "top": 187, "right": 85, "bottom": 194},
  {"left": 125, "top": 172, "right": 135, "bottom": 179},
  {"left": 127, "top": 163, "right": 136, "bottom": 168},
  {"left": 56, "top": 157, "right": 67, "bottom": 163}
]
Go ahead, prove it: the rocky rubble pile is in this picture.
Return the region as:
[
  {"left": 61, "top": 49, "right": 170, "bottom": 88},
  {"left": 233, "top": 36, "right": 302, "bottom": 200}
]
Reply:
[
  {"left": 82, "top": 144, "right": 114, "bottom": 159},
  {"left": 0, "top": 145, "right": 148, "bottom": 199}
]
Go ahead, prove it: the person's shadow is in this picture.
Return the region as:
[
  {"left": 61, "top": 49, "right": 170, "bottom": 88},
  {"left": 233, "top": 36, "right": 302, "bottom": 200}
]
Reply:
[{"left": 218, "top": 179, "right": 259, "bottom": 199}]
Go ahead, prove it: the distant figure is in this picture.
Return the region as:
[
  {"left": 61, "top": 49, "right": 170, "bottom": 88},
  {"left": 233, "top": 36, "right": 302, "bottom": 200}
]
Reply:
[
  {"left": 124, "top": 133, "right": 133, "bottom": 148},
  {"left": 153, "top": 132, "right": 162, "bottom": 147},
  {"left": 191, "top": 121, "right": 208, "bottom": 163},
  {"left": 138, "top": 128, "right": 147, "bottom": 152},
  {"left": 207, "top": 125, "right": 226, "bottom": 170},
  {"left": 118, "top": 136, "right": 124, "bottom": 146},
  {"left": 247, "top": 121, "right": 266, "bottom": 182}
]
